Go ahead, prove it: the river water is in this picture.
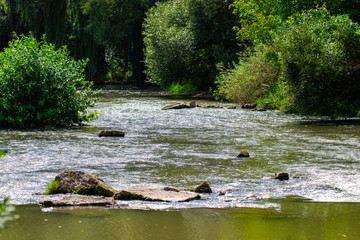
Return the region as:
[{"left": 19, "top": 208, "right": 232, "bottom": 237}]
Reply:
[{"left": 1, "top": 90, "right": 360, "bottom": 239}]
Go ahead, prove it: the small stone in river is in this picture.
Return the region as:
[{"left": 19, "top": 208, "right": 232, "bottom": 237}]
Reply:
[
  {"left": 218, "top": 191, "right": 226, "bottom": 196},
  {"left": 242, "top": 103, "right": 258, "bottom": 109},
  {"left": 195, "top": 182, "right": 212, "bottom": 194},
  {"left": 189, "top": 101, "right": 196, "bottom": 108},
  {"left": 274, "top": 172, "right": 289, "bottom": 181},
  {"left": 237, "top": 150, "right": 250, "bottom": 158},
  {"left": 99, "top": 130, "right": 125, "bottom": 137}
]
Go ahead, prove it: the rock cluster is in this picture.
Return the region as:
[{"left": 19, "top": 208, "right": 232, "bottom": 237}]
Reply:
[{"left": 42, "top": 171, "right": 205, "bottom": 207}]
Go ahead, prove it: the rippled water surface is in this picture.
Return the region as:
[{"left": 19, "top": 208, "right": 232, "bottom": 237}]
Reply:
[{"left": 1, "top": 90, "right": 360, "bottom": 208}]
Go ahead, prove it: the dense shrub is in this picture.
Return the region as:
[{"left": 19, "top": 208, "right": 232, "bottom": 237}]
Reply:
[
  {"left": 0, "top": 34, "right": 99, "bottom": 128},
  {"left": 218, "top": 8, "right": 360, "bottom": 117},
  {"left": 274, "top": 8, "right": 360, "bottom": 116},
  {"left": 166, "top": 82, "right": 197, "bottom": 95},
  {"left": 216, "top": 45, "right": 280, "bottom": 104}
]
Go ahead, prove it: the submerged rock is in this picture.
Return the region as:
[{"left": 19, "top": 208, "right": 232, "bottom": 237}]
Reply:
[
  {"left": 99, "top": 130, "right": 125, "bottom": 137},
  {"left": 274, "top": 172, "right": 290, "bottom": 181},
  {"left": 41, "top": 195, "right": 116, "bottom": 207},
  {"left": 161, "top": 102, "right": 190, "bottom": 110},
  {"left": 184, "top": 187, "right": 195, "bottom": 192},
  {"left": 48, "top": 170, "right": 116, "bottom": 197},
  {"left": 252, "top": 108, "right": 266, "bottom": 112},
  {"left": 194, "top": 182, "right": 212, "bottom": 193},
  {"left": 242, "top": 103, "right": 258, "bottom": 109},
  {"left": 237, "top": 150, "right": 250, "bottom": 158},
  {"left": 114, "top": 185, "right": 200, "bottom": 202}
]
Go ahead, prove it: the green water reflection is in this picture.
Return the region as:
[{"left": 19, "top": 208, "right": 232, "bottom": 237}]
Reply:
[{"left": 3, "top": 201, "right": 360, "bottom": 240}]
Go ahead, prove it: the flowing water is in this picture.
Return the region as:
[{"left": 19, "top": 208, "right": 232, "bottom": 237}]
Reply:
[{"left": 1, "top": 90, "right": 360, "bottom": 239}]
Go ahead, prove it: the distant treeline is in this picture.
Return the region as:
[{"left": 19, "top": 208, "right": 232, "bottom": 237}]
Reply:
[{"left": 1, "top": 0, "right": 360, "bottom": 116}]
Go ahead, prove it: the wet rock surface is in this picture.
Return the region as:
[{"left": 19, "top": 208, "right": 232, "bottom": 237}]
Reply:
[
  {"left": 41, "top": 195, "right": 116, "bottom": 207},
  {"left": 114, "top": 185, "right": 200, "bottom": 202},
  {"left": 162, "top": 102, "right": 191, "bottom": 110}
]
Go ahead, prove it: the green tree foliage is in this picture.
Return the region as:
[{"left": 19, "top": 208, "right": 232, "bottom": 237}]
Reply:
[
  {"left": 230, "top": 0, "right": 360, "bottom": 44},
  {"left": 82, "top": 0, "right": 159, "bottom": 82},
  {"left": 219, "top": 8, "right": 360, "bottom": 116},
  {"left": 7, "top": 0, "right": 67, "bottom": 47},
  {"left": 273, "top": 8, "right": 360, "bottom": 116},
  {"left": 0, "top": 34, "right": 99, "bottom": 128},
  {"left": 3, "top": 0, "right": 164, "bottom": 82},
  {"left": 143, "top": 0, "right": 239, "bottom": 90}
]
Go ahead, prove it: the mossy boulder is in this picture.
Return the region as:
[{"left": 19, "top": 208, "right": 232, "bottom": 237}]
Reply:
[
  {"left": 47, "top": 170, "right": 116, "bottom": 197},
  {"left": 194, "top": 182, "right": 212, "bottom": 193}
]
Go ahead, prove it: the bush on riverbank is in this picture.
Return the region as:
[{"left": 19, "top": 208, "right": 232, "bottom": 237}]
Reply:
[
  {"left": 217, "top": 8, "right": 360, "bottom": 117},
  {"left": 273, "top": 8, "right": 360, "bottom": 116},
  {"left": 0, "top": 34, "right": 99, "bottom": 128}
]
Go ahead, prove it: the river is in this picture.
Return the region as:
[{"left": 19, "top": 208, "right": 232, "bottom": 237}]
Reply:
[{"left": 1, "top": 90, "right": 360, "bottom": 239}]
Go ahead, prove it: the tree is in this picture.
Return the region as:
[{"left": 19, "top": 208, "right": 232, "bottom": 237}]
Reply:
[
  {"left": 82, "top": 0, "right": 156, "bottom": 83},
  {"left": 0, "top": 34, "right": 99, "bottom": 128},
  {"left": 230, "top": 0, "right": 360, "bottom": 44},
  {"left": 143, "top": 0, "right": 239, "bottom": 90}
]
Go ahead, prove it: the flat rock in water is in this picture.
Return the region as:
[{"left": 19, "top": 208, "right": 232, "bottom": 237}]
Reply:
[
  {"left": 41, "top": 195, "right": 116, "bottom": 207},
  {"left": 242, "top": 103, "right": 258, "bottom": 109},
  {"left": 161, "top": 102, "right": 190, "bottom": 110},
  {"left": 99, "top": 130, "right": 125, "bottom": 137},
  {"left": 114, "top": 186, "right": 200, "bottom": 202}
]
